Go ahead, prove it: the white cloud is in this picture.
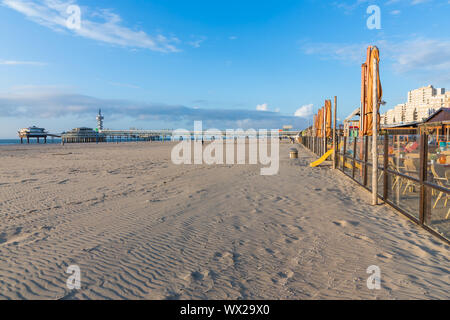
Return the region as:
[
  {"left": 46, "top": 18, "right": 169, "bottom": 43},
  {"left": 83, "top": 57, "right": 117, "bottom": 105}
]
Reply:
[
  {"left": 256, "top": 103, "right": 268, "bottom": 111},
  {"left": 0, "top": 60, "right": 46, "bottom": 66},
  {"left": 302, "top": 37, "right": 450, "bottom": 82},
  {"left": 294, "top": 104, "right": 313, "bottom": 118},
  {"left": 386, "top": 38, "right": 450, "bottom": 76},
  {"left": 2, "top": 0, "right": 179, "bottom": 53},
  {"left": 335, "top": 0, "right": 430, "bottom": 11},
  {"left": 229, "top": 36, "right": 237, "bottom": 40},
  {"left": 390, "top": 10, "right": 401, "bottom": 15},
  {"left": 302, "top": 42, "right": 368, "bottom": 64}
]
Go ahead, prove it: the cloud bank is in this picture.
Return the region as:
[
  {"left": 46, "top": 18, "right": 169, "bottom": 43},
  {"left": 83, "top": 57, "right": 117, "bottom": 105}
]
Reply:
[
  {"left": 2, "top": 0, "right": 179, "bottom": 52},
  {"left": 0, "top": 90, "right": 308, "bottom": 130}
]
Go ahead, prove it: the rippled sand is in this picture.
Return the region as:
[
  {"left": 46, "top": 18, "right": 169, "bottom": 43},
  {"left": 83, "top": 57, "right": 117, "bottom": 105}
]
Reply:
[{"left": 0, "top": 142, "right": 448, "bottom": 299}]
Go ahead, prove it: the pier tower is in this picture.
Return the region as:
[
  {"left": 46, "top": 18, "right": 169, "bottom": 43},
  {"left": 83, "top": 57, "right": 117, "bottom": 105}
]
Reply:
[{"left": 96, "top": 109, "right": 104, "bottom": 131}]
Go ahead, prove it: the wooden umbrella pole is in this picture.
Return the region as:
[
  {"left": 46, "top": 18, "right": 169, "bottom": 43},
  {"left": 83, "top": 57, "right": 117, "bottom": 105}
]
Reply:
[
  {"left": 333, "top": 96, "right": 337, "bottom": 169},
  {"left": 323, "top": 106, "right": 326, "bottom": 155},
  {"left": 372, "top": 57, "right": 378, "bottom": 206},
  {"left": 312, "top": 117, "right": 315, "bottom": 154}
]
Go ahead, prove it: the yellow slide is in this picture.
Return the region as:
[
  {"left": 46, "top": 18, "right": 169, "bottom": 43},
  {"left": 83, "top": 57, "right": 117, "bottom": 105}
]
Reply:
[
  {"left": 309, "top": 142, "right": 344, "bottom": 168},
  {"left": 310, "top": 149, "right": 334, "bottom": 167}
]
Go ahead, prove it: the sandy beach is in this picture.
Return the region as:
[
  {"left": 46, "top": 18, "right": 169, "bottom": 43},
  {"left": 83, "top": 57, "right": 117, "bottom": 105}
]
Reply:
[{"left": 0, "top": 141, "right": 448, "bottom": 300}]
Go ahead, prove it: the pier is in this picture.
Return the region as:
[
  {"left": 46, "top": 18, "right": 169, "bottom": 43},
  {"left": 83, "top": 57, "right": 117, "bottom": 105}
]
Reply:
[
  {"left": 18, "top": 126, "right": 60, "bottom": 144},
  {"left": 60, "top": 128, "right": 302, "bottom": 144},
  {"left": 39, "top": 110, "right": 303, "bottom": 144}
]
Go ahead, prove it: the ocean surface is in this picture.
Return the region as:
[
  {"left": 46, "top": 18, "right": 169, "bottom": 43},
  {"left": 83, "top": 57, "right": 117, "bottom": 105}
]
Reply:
[
  {"left": 0, "top": 137, "right": 172, "bottom": 145},
  {"left": 0, "top": 139, "right": 62, "bottom": 145}
]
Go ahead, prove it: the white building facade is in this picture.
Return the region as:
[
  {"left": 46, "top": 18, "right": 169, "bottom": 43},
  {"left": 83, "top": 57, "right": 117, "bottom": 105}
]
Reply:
[{"left": 382, "top": 85, "right": 450, "bottom": 125}]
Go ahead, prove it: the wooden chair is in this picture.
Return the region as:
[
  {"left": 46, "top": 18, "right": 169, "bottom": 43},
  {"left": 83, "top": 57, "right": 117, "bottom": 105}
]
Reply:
[
  {"left": 430, "top": 164, "right": 450, "bottom": 209},
  {"left": 389, "top": 157, "right": 406, "bottom": 190},
  {"left": 402, "top": 158, "right": 419, "bottom": 194}
]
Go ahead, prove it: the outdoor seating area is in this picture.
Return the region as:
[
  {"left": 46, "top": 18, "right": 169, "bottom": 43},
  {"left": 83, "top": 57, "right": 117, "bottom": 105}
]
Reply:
[{"left": 300, "top": 133, "right": 450, "bottom": 242}]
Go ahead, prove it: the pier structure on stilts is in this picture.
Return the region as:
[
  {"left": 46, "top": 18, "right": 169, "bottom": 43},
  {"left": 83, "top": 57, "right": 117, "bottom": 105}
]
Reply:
[{"left": 18, "top": 126, "right": 60, "bottom": 144}]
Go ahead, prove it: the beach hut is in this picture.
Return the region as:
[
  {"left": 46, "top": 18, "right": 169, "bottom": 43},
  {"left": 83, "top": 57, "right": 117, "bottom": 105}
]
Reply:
[{"left": 418, "top": 108, "right": 450, "bottom": 141}]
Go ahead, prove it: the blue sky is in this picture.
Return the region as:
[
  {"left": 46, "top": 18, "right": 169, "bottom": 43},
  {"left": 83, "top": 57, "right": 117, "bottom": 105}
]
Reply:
[{"left": 0, "top": 0, "right": 449, "bottom": 137}]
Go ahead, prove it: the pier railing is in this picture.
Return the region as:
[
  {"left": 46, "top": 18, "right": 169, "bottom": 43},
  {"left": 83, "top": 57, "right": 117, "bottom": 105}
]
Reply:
[{"left": 300, "top": 134, "right": 450, "bottom": 243}]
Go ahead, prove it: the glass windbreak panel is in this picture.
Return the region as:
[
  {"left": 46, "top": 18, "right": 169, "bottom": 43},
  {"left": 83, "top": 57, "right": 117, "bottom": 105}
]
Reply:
[
  {"left": 378, "top": 169, "right": 384, "bottom": 198},
  {"left": 343, "top": 157, "right": 352, "bottom": 177},
  {"left": 367, "top": 138, "right": 372, "bottom": 164},
  {"left": 346, "top": 137, "right": 354, "bottom": 157},
  {"left": 339, "top": 137, "right": 345, "bottom": 154},
  {"left": 367, "top": 164, "right": 372, "bottom": 190},
  {"left": 365, "top": 163, "right": 385, "bottom": 196},
  {"left": 344, "top": 157, "right": 353, "bottom": 177},
  {"left": 355, "top": 137, "right": 364, "bottom": 161},
  {"left": 428, "top": 136, "right": 450, "bottom": 189},
  {"left": 354, "top": 161, "right": 364, "bottom": 184},
  {"left": 387, "top": 173, "right": 420, "bottom": 220},
  {"left": 377, "top": 136, "right": 385, "bottom": 169},
  {"left": 387, "top": 135, "right": 420, "bottom": 180},
  {"left": 425, "top": 186, "right": 450, "bottom": 241}
]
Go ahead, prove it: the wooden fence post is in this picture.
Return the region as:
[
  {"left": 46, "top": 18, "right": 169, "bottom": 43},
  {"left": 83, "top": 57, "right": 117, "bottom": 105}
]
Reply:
[
  {"left": 419, "top": 134, "right": 428, "bottom": 224},
  {"left": 383, "top": 132, "right": 389, "bottom": 201}
]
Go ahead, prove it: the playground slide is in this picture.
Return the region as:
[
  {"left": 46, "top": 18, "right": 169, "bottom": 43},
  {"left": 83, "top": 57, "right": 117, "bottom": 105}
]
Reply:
[
  {"left": 309, "top": 142, "right": 344, "bottom": 168},
  {"left": 310, "top": 149, "right": 334, "bottom": 167}
]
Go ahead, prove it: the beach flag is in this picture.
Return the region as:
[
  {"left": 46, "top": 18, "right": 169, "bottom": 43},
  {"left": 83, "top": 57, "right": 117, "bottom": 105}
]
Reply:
[
  {"left": 318, "top": 107, "right": 324, "bottom": 138},
  {"left": 317, "top": 109, "right": 321, "bottom": 138},
  {"left": 314, "top": 114, "right": 318, "bottom": 137},
  {"left": 360, "top": 60, "right": 367, "bottom": 136},
  {"left": 315, "top": 111, "right": 319, "bottom": 137},
  {"left": 360, "top": 46, "right": 382, "bottom": 136},
  {"left": 325, "top": 99, "right": 332, "bottom": 138}
]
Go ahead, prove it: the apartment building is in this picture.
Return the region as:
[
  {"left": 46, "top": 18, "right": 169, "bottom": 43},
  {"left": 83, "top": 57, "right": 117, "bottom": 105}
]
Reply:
[{"left": 382, "top": 85, "right": 450, "bottom": 125}]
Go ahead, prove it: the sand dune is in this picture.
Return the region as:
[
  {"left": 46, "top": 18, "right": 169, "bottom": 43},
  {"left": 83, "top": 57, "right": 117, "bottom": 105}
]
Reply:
[{"left": 0, "top": 142, "right": 448, "bottom": 300}]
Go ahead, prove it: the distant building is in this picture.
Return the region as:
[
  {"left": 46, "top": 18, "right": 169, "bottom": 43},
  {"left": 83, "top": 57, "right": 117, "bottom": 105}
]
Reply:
[
  {"left": 96, "top": 109, "right": 104, "bottom": 131},
  {"left": 382, "top": 85, "right": 450, "bottom": 125},
  {"left": 18, "top": 126, "right": 49, "bottom": 144},
  {"left": 18, "top": 126, "right": 47, "bottom": 136},
  {"left": 62, "top": 127, "right": 105, "bottom": 143}
]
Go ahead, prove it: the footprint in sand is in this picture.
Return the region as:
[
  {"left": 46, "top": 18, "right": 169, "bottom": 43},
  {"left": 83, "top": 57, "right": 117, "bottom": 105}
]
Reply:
[
  {"left": 182, "top": 269, "right": 215, "bottom": 283},
  {"left": 376, "top": 252, "right": 393, "bottom": 260},
  {"left": 0, "top": 227, "right": 33, "bottom": 246},
  {"left": 344, "top": 232, "right": 373, "bottom": 243},
  {"left": 190, "top": 271, "right": 204, "bottom": 281},
  {"left": 284, "top": 234, "right": 300, "bottom": 244},
  {"left": 332, "top": 220, "right": 360, "bottom": 227},
  {"left": 272, "top": 270, "right": 294, "bottom": 285},
  {"left": 214, "top": 251, "right": 234, "bottom": 268}
]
